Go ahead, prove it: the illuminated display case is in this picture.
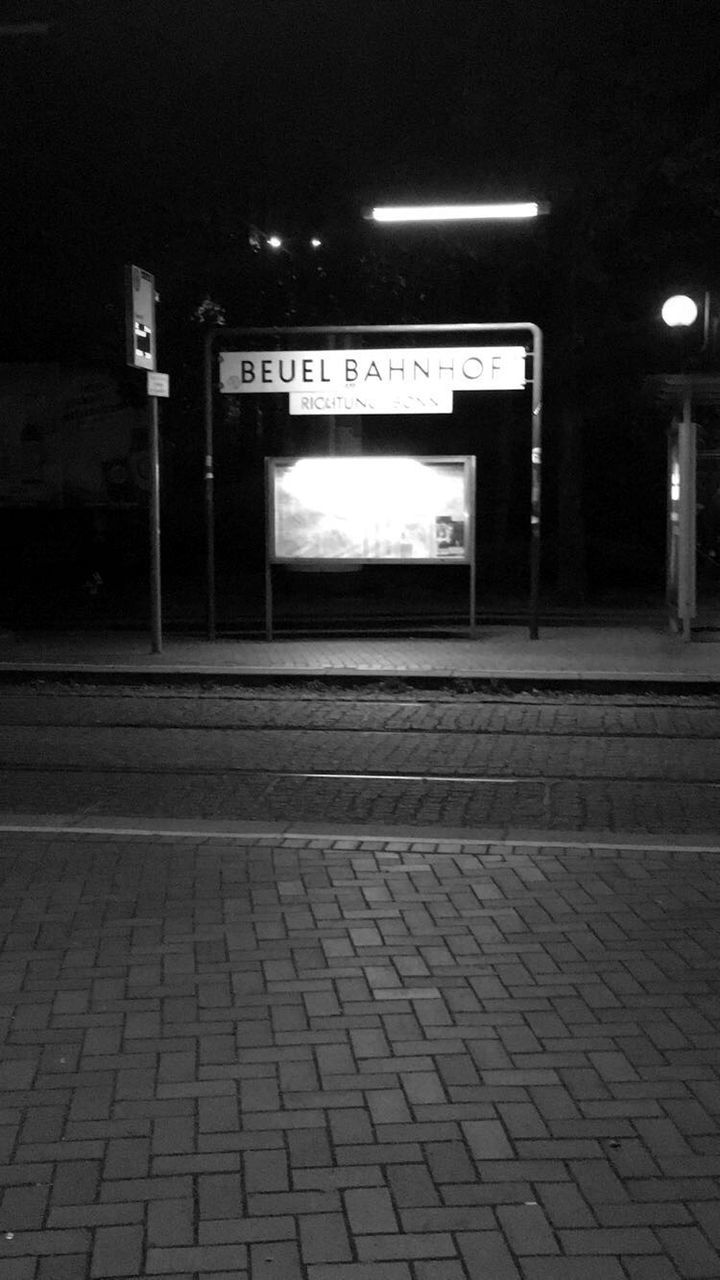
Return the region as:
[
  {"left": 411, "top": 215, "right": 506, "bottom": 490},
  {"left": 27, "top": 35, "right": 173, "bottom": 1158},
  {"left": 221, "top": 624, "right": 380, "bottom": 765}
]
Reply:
[
  {"left": 267, "top": 455, "right": 474, "bottom": 564},
  {"left": 264, "top": 455, "right": 477, "bottom": 638}
]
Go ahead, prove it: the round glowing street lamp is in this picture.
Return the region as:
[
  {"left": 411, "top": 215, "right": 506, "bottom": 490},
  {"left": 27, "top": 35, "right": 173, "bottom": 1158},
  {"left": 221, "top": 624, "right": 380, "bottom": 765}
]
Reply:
[
  {"left": 661, "top": 294, "right": 700, "bottom": 329},
  {"left": 660, "top": 291, "right": 718, "bottom": 355}
]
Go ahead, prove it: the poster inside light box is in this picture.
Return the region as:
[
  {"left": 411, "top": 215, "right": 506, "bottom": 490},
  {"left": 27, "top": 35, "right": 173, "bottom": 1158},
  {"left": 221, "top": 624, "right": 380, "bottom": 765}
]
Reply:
[{"left": 271, "top": 456, "right": 471, "bottom": 561}]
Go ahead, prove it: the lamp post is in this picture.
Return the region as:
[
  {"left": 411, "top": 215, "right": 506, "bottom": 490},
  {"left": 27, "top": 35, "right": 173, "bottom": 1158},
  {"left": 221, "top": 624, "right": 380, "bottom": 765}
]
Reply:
[
  {"left": 369, "top": 199, "right": 547, "bottom": 638},
  {"left": 658, "top": 291, "right": 720, "bottom": 640}
]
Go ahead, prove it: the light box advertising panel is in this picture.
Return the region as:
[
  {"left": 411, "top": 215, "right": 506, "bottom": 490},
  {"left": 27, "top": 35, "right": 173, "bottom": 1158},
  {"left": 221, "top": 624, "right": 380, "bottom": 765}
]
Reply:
[{"left": 269, "top": 456, "right": 474, "bottom": 563}]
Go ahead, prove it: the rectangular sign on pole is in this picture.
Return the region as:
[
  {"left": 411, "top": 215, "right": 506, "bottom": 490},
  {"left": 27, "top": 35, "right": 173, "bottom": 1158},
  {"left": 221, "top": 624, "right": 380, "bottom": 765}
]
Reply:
[
  {"left": 125, "top": 264, "right": 156, "bottom": 371},
  {"left": 220, "top": 346, "right": 525, "bottom": 395},
  {"left": 147, "top": 371, "right": 169, "bottom": 398}
]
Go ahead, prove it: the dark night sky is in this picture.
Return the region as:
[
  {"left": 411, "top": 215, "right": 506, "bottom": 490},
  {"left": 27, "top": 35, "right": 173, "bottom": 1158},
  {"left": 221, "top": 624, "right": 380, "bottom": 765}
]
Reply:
[{"left": 3, "top": 0, "right": 720, "bottom": 355}]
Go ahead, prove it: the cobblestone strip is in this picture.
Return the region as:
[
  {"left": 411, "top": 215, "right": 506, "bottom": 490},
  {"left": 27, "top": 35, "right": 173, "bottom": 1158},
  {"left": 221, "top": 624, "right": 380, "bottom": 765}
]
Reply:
[{"left": 0, "top": 831, "right": 720, "bottom": 1279}]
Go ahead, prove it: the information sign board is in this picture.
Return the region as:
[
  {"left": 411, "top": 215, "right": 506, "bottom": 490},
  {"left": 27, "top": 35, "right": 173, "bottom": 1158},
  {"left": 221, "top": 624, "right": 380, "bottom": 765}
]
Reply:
[
  {"left": 147, "top": 371, "right": 169, "bottom": 398},
  {"left": 268, "top": 455, "right": 473, "bottom": 563},
  {"left": 125, "top": 264, "right": 156, "bottom": 371}
]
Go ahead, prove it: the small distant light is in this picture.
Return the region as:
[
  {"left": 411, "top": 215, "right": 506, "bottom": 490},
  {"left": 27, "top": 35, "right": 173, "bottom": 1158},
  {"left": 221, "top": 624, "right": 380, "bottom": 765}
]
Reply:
[
  {"left": 661, "top": 295, "right": 699, "bottom": 327},
  {"left": 310, "top": 237, "right": 322, "bottom": 248},
  {"left": 267, "top": 235, "right": 283, "bottom": 249}
]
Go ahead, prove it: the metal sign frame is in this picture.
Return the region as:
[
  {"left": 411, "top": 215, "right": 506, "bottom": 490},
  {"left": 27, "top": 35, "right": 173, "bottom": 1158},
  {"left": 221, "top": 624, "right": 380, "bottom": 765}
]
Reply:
[{"left": 203, "top": 322, "right": 543, "bottom": 639}]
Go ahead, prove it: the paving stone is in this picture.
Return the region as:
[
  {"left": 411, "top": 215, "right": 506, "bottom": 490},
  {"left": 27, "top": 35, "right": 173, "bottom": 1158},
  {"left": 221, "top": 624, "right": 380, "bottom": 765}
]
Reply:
[
  {"left": 329, "top": 1108, "right": 374, "bottom": 1145},
  {"left": 560, "top": 1226, "right": 663, "bottom": 1253},
  {"left": 462, "top": 1118, "right": 515, "bottom": 1161},
  {"left": 344, "top": 1187, "right": 398, "bottom": 1234},
  {"left": 536, "top": 1182, "right": 597, "bottom": 1228},
  {"left": 387, "top": 1163, "right": 441, "bottom": 1207},
  {"left": 624, "top": 1260, "right": 684, "bottom": 1280},
  {"left": 287, "top": 1127, "right": 332, "bottom": 1168},
  {"left": 104, "top": 1137, "right": 150, "bottom": 1179},
  {"left": 249, "top": 1240, "right": 302, "bottom": 1279},
  {"left": 248, "top": 1191, "right": 341, "bottom": 1216},
  {"left": 1, "top": 1184, "right": 49, "bottom": 1229},
  {"left": 101, "top": 1176, "right": 193, "bottom": 1203},
  {"left": 147, "top": 1198, "right": 194, "bottom": 1247},
  {"left": 368, "top": 1088, "right": 412, "bottom": 1125},
  {"left": 307, "top": 1266, "right": 411, "bottom": 1280},
  {"left": 91, "top": 1223, "right": 144, "bottom": 1276},
  {"left": 356, "top": 1231, "right": 456, "bottom": 1259},
  {"left": 657, "top": 1226, "right": 720, "bottom": 1278},
  {"left": 497, "top": 1203, "right": 559, "bottom": 1254},
  {"left": 199, "top": 1217, "right": 296, "bottom": 1244},
  {"left": 196, "top": 1172, "right": 243, "bottom": 1218},
  {"left": 455, "top": 1230, "right": 522, "bottom": 1279},
  {"left": 425, "top": 1140, "right": 476, "bottom": 1183},
  {"left": 48, "top": 1198, "right": 142, "bottom": 1228},
  {"left": 401, "top": 1206, "right": 495, "bottom": 1231},
  {"left": 198, "top": 1095, "right": 238, "bottom": 1133},
  {"left": 569, "top": 1159, "right": 629, "bottom": 1204},
  {"left": 521, "top": 1261, "right": 627, "bottom": 1280},
  {"left": 299, "top": 1212, "right": 352, "bottom": 1263},
  {"left": 243, "top": 1149, "right": 288, "bottom": 1193},
  {"left": 146, "top": 1244, "right": 247, "bottom": 1274}
]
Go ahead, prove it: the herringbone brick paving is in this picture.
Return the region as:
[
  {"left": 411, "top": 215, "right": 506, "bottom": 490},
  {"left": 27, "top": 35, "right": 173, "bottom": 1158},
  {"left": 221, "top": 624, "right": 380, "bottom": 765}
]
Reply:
[{"left": 1, "top": 830, "right": 720, "bottom": 1278}]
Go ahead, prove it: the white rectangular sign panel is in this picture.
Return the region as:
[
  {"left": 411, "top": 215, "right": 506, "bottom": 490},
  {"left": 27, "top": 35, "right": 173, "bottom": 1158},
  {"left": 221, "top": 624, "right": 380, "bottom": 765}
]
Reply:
[
  {"left": 288, "top": 387, "right": 453, "bottom": 415},
  {"left": 147, "top": 371, "right": 169, "bottom": 397},
  {"left": 220, "top": 346, "right": 525, "bottom": 394}
]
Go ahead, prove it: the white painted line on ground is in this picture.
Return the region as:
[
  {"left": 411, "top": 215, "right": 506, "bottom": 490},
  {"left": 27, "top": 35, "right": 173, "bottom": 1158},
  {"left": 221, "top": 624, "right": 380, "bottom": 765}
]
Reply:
[{"left": 300, "top": 772, "right": 521, "bottom": 783}]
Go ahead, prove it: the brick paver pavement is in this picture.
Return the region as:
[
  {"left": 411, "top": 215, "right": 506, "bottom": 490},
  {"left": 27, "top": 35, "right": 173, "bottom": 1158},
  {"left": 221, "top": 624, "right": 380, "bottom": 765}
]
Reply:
[
  {"left": 1, "top": 826, "right": 720, "bottom": 1278},
  {"left": 2, "top": 624, "right": 720, "bottom": 684}
]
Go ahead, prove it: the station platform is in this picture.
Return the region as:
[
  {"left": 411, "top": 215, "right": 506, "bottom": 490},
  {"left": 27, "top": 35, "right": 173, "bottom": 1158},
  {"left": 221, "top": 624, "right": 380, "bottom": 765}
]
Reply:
[{"left": 0, "top": 623, "right": 719, "bottom": 688}]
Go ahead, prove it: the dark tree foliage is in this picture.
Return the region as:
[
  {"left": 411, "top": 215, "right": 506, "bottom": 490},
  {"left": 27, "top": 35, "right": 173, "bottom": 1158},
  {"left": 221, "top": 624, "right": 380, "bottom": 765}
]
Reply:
[{"left": 4, "top": 1, "right": 720, "bottom": 604}]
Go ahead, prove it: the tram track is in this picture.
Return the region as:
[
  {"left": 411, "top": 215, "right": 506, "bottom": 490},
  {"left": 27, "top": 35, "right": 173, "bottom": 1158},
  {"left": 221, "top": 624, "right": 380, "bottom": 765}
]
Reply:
[
  {"left": 1, "top": 685, "right": 718, "bottom": 833},
  {"left": 1, "top": 761, "right": 720, "bottom": 786},
  {"left": 1, "top": 689, "right": 720, "bottom": 739}
]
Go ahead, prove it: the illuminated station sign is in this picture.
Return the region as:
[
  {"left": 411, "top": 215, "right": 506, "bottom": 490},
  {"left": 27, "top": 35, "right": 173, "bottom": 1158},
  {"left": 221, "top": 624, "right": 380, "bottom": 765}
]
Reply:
[{"left": 220, "top": 346, "right": 525, "bottom": 412}]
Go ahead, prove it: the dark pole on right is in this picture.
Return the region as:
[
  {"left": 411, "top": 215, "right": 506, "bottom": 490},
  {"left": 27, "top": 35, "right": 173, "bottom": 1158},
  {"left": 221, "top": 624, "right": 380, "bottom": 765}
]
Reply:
[
  {"left": 203, "top": 327, "right": 217, "bottom": 641},
  {"left": 529, "top": 324, "right": 543, "bottom": 640}
]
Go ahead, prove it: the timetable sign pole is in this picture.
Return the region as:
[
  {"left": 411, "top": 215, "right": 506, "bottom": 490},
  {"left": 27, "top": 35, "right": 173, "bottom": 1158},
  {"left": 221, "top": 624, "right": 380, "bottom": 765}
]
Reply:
[{"left": 125, "top": 263, "right": 162, "bottom": 651}]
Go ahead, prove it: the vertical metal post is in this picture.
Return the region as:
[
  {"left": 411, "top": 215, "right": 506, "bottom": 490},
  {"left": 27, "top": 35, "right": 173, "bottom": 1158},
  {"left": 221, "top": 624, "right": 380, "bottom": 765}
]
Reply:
[
  {"left": 265, "top": 460, "right": 273, "bottom": 641},
  {"left": 529, "top": 325, "right": 543, "bottom": 640},
  {"left": 203, "top": 329, "right": 217, "bottom": 640},
  {"left": 468, "top": 455, "right": 477, "bottom": 638},
  {"left": 679, "top": 392, "right": 696, "bottom": 641},
  {"left": 148, "top": 394, "right": 162, "bottom": 654}
]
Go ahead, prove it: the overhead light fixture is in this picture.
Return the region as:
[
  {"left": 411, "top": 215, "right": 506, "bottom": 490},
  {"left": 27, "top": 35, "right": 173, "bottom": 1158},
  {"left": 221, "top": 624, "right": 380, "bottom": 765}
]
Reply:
[{"left": 370, "top": 202, "right": 541, "bottom": 223}]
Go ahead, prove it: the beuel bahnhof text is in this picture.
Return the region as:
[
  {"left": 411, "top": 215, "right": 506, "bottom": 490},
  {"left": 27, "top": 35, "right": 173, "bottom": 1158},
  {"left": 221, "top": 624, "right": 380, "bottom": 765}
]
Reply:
[{"left": 219, "top": 346, "right": 526, "bottom": 394}]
